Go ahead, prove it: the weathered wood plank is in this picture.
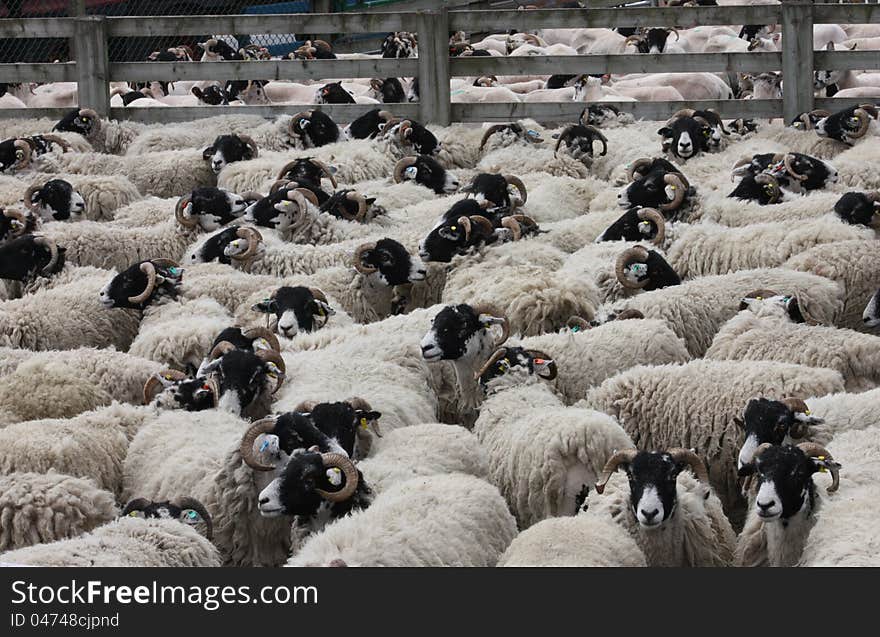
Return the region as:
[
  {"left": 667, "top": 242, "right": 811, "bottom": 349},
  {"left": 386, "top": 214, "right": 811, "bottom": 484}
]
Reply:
[
  {"left": 0, "top": 63, "right": 77, "bottom": 83},
  {"left": 74, "top": 17, "right": 110, "bottom": 118},
  {"left": 104, "top": 12, "right": 418, "bottom": 37},
  {"left": 0, "top": 19, "right": 76, "bottom": 38},
  {"left": 813, "top": 3, "right": 880, "bottom": 25},
  {"left": 814, "top": 50, "right": 880, "bottom": 71},
  {"left": 0, "top": 108, "right": 74, "bottom": 120},
  {"left": 815, "top": 97, "right": 880, "bottom": 111},
  {"left": 451, "top": 99, "right": 784, "bottom": 122},
  {"left": 418, "top": 9, "right": 452, "bottom": 126},
  {"left": 447, "top": 6, "right": 783, "bottom": 31},
  {"left": 781, "top": 0, "right": 814, "bottom": 124},
  {"left": 450, "top": 52, "right": 782, "bottom": 77},
  {"left": 111, "top": 58, "right": 418, "bottom": 82},
  {"left": 107, "top": 103, "right": 420, "bottom": 124}
]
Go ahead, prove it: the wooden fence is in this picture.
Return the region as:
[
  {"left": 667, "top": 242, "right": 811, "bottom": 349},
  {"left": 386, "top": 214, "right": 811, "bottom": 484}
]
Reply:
[{"left": 0, "top": 3, "right": 879, "bottom": 125}]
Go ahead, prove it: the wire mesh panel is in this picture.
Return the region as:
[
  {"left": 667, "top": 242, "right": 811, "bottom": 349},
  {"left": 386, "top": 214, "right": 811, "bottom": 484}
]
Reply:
[{"left": 0, "top": 1, "right": 71, "bottom": 63}]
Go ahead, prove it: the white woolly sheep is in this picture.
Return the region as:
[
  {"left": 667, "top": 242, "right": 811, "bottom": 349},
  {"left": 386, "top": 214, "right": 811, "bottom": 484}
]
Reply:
[
  {"left": 286, "top": 473, "right": 517, "bottom": 566},
  {"left": 0, "top": 471, "right": 118, "bottom": 552},
  {"left": 0, "top": 517, "right": 221, "bottom": 567},
  {"left": 497, "top": 513, "right": 648, "bottom": 567},
  {"left": 584, "top": 359, "right": 846, "bottom": 526}
]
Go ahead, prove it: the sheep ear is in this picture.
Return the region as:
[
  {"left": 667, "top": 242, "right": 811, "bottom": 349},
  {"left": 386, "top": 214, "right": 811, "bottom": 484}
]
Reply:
[
  {"left": 252, "top": 298, "right": 278, "bottom": 314},
  {"left": 309, "top": 299, "right": 335, "bottom": 317},
  {"left": 202, "top": 147, "right": 214, "bottom": 160},
  {"left": 438, "top": 225, "right": 462, "bottom": 241},
  {"left": 657, "top": 126, "right": 673, "bottom": 138},
  {"left": 785, "top": 296, "right": 807, "bottom": 323}
]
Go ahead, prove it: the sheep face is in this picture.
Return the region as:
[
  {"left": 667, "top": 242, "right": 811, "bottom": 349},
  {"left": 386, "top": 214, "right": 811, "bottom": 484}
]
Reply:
[
  {"left": 739, "top": 292, "right": 810, "bottom": 324},
  {"left": 188, "top": 227, "right": 242, "bottom": 265},
  {"left": 252, "top": 286, "right": 335, "bottom": 338},
  {"left": 198, "top": 349, "right": 283, "bottom": 416},
  {"left": 618, "top": 167, "right": 686, "bottom": 210},
  {"left": 192, "top": 84, "right": 229, "bottom": 105},
  {"left": 728, "top": 173, "right": 783, "bottom": 206},
  {"left": 815, "top": 104, "right": 877, "bottom": 144},
  {"left": 0, "top": 235, "right": 66, "bottom": 281},
  {"left": 187, "top": 187, "right": 247, "bottom": 231},
  {"left": 315, "top": 81, "right": 355, "bottom": 105},
  {"left": 624, "top": 452, "right": 692, "bottom": 528},
  {"left": 864, "top": 289, "right": 880, "bottom": 328},
  {"left": 344, "top": 108, "right": 387, "bottom": 140},
  {"left": 27, "top": 179, "right": 84, "bottom": 221},
  {"left": 99, "top": 260, "right": 182, "bottom": 310},
  {"left": 291, "top": 111, "right": 341, "bottom": 148},
  {"left": 834, "top": 192, "right": 880, "bottom": 228},
  {"left": 419, "top": 200, "right": 492, "bottom": 263},
  {"left": 387, "top": 119, "right": 440, "bottom": 156},
  {"left": 477, "top": 346, "right": 556, "bottom": 395},
  {"left": 122, "top": 498, "right": 212, "bottom": 539},
  {"left": 657, "top": 117, "right": 710, "bottom": 159},
  {"left": 278, "top": 157, "right": 336, "bottom": 192},
  {"left": 747, "top": 446, "right": 828, "bottom": 522},
  {"left": 369, "top": 78, "right": 406, "bottom": 103},
  {"left": 420, "top": 303, "right": 505, "bottom": 363},
  {"left": 202, "top": 135, "right": 257, "bottom": 174},
  {"left": 736, "top": 399, "right": 820, "bottom": 472},
  {"left": 395, "top": 155, "right": 458, "bottom": 195},
  {"left": 596, "top": 208, "right": 664, "bottom": 244},
  {"left": 381, "top": 32, "right": 417, "bottom": 58},
  {"left": 355, "top": 238, "right": 426, "bottom": 287},
  {"left": 53, "top": 108, "right": 97, "bottom": 137}
]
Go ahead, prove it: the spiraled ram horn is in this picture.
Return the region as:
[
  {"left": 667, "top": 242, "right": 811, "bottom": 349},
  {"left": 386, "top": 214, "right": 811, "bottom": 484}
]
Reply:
[
  {"left": 309, "top": 158, "right": 337, "bottom": 188},
  {"left": 12, "top": 139, "right": 31, "bottom": 167},
  {"left": 615, "top": 245, "right": 651, "bottom": 289},
  {"left": 637, "top": 208, "right": 666, "bottom": 246},
  {"left": 500, "top": 216, "right": 522, "bottom": 241},
  {"left": 796, "top": 442, "right": 841, "bottom": 493},
  {"left": 755, "top": 173, "right": 781, "bottom": 203},
  {"left": 315, "top": 453, "right": 359, "bottom": 502},
  {"left": 293, "top": 400, "right": 319, "bottom": 414},
  {"left": 230, "top": 226, "right": 263, "bottom": 262},
  {"left": 242, "top": 326, "right": 280, "bottom": 352},
  {"left": 783, "top": 154, "right": 808, "bottom": 181},
  {"left": 627, "top": 158, "right": 654, "bottom": 183},
  {"left": 127, "top": 261, "right": 157, "bottom": 304},
  {"left": 239, "top": 418, "right": 278, "bottom": 471},
  {"left": 174, "top": 196, "right": 198, "bottom": 229},
  {"left": 850, "top": 107, "right": 872, "bottom": 139},
  {"left": 667, "top": 448, "right": 709, "bottom": 483},
  {"left": 208, "top": 340, "right": 236, "bottom": 360},
  {"left": 660, "top": 173, "right": 687, "bottom": 211},
  {"left": 40, "top": 135, "right": 71, "bottom": 153},
  {"left": 172, "top": 496, "right": 213, "bottom": 540},
  {"left": 353, "top": 242, "right": 378, "bottom": 274},
  {"left": 595, "top": 448, "right": 639, "bottom": 494},
  {"left": 474, "top": 347, "right": 509, "bottom": 381},
  {"left": 32, "top": 235, "right": 59, "bottom": 275},
  {"left": 344, "top": 191, "right": 368, "bottom": 222},
  {"left": 142, "top": 368, "right": 186, "bottom": 405},
  {"left": 472, "top": 303, "right": 510, "bottom": 348},
  {"left": 255, "top": 349, "right": 286, "bottom": 393},
  {"left": 393, "top": 156, "right": 418, "bottom": 183},
  {"left": 524, "top": 349, "right": 558, "bottom": 380},
  {"left": 22, "top": 184, "right": 41, "bottom": 212},
  {"left": 504, "top": 175, "right": 527, "bottom": 204},
  {"left": 480, "top": 124, "right": 509, "bottom": 151}
]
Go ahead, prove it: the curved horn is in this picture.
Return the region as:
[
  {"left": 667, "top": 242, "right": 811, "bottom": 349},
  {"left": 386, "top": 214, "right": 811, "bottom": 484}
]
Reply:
[
  {"left": 615, "top": 308, "right": 645, "bottom": 320},
  {"left": 242, "top": 326, "right": 281, "bottom": 352},
  {"left": 344, "top": 191, "right": 368, "bottom": 221},
  {"left": 40, "top": 135, "right": 71, "bottom": 153},
  {"left": 276, "top": 160, "right": 301, "bottom": 181},
  {"left": 566, "top": 316, "right": 591, "bottom": 331},
  {"left": 504, "top": 175, "right": 527, "bottom": 204},
  {"left": 553, "top": 127, "right": 575, "bottom": 157},
  {"left": 500, "top": 216, "right": 522, "bottom": 241},
  {"left": 142, "top": 368, "right": 187, "bottom": 405},
  {"left": 293, "top": 399, "right": 319, "bottom": 413},
  {"left": 666, "top": 108, "right": 695, "bottom": 126},
  {"left": 174, "top": 196, "right": 198, "bottom": 229},
  {"left": 393, "top": 156, "right": 418, "bottom": 183},
  {"left": 636, "top": 207, "right": 666, "bottom": 245},
  {"left": 230, "top": 226, "right": 263, "bottom": 262},
  {"left": 472, "top": 303, "right": 510, "bottom": 348},
  {"left": 208, "top": 340, "right": 236, "bottom": 361},
  {"left": 12, "top": 139, "right": 31, "bottom": 168},
  {"left": 172, "top": 496, "right": 213, "bottom": 540},
  {"left": 308, "top": 287, "right": 328, "bottom": 304},
  {"left": 269, "top": 180, "right": 293, "bottom": 196},
  {"left": 783, "top": 154, "right": 809, "bottom": 181},
  {"left": 255, "top": 349, "right": 286, "bottom": 393},
  {"left": 480, "top": 124, "right": 507, "bottom": 151},
  {"left": 309, "top": 158, "right": 337, "bottom": 188},
  {"left": 239, "top": 190, "right": 265, "bottom": 203},
  {"left": 796, "top": 442, "right": 841, "bottom": 493},
  {"left": 615, "top": 245, "right": 652, "bottom": 290},
  {"left": 627, "top": 158, "right": 654, "bottom": 182},
  {"left": 2, "top": 208, "right": 28, "bottom": 236},
  {"left": 239, "top": 418, "right": 278, "bottom": 471},
  {"left": 78, "top": 107, "right": 99, "bottom": 121},
  {"left": 850, "top": 107, "right": 872, "bottom": 139},
  {"left": 127, "top": 261, "right": 157, "bottom": 305},
  {"left": 397, "top": 120, "right": 413, "bottom": 143},
  {"left": 624, "top": 35, "right": 643, "bottom": 46},
  {"left": 237, "top": 134, "right": 259, "bottom": 159},
  {"left": 22, "top": 183, "right": 41, "bottom": 212},
  {"left": 475, "top": 347, "right": 509, "bottom": 381},
  {"left": 585, "top": 125, "right": 608, "bottom": 156},
  {"left": 32, "top": 235, "right": 60, "bottom": 275},
  {"left": 595, "top": 448, "right": 639, "bottom": 494},
  {"left": 668, "top": 27, "right": 680, "bottom": 42},
  {"left": 667, "top": 447, "right": 710, "bottom": 483},
  {"left": 289, "top": 187, "right": 319, "bottom": 208},
  {"left": 121, "top": 498, "right": 152, "bottom": 517},
  {"left": 469, "top": 214, "right": 494, "bottom": 238},
  {"left": 352, "top": 242, "right": 378, "bottom": 274},
  {"left": 315, "top": 453, "right": 360, "bottom": 502},
  {"left": 524, "top": 349, "right": 558, "bottom": 380},
  {"left": 780, "top": 396, "right": 809, "bottom": 415},
  {"left": 456, "top": 215, "right": 472, "bottom": 242},
  {"left": 660, "top": 173, "right": 687, "bottom": 211}
]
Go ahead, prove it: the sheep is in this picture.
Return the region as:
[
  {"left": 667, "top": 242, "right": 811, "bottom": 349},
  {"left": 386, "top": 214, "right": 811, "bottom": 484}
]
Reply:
[
  {"left": 599, "top": 268, "right": 845, "bottom": 357},
  {"left": 666, "top": 217, "right": 875, "bottom": 278},
  {"left": 286, "top": 473, "right": 517, "bottom": 567},
  {"left": 0, "top": 350, "right": 161, "bottom": 424},
  {"left": 52, "top": 108, "right": 149, "bottom": 155},
  {"left": 471, "top": 347, "right": 635, "bottom": 528},
  {"left": 497, "top": 514, "right": 648, "bottom": 567},
  {"left": 705, "top": 298, "right": 880, "bottom": 391},
  {"left": 0, "top": 402, "right": 152, "bottom": 496},
  {"left": 0, "top": 516, "right": 220, "bottom": 567},
  {"left": 796, "top": 427, "right": 880, "bottom": 566},
  {"left": 808, "top": 388, "right": 880, "bottom": 442},
  {"left": 784, "top": 239, "right": 880, "bottom": 331},
  {"left": 519, "top": 316, "right": 692, "bottom": 404},
  {"left": 586, "top": 448, "right": 736, "bottom": 566},
  {"left": 734, "top": 441, "right": 842, "bottom": 567},
  {"left": 122, "top": 114, "right": 270, "bottom": 156},
  {"left": 0, "top": 267, "right": 141, "bottom": 351},
  {"left": 584, "top": 359, "right": 846, "bottom": 527},
  {"left": 0, "top": 471, "right": 118, "bottom": 551},
  {"left": 684, "top": 190, "right": 845, "bottom": 227}
]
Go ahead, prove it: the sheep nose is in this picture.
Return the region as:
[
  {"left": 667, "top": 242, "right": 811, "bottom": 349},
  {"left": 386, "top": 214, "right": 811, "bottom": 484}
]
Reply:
[
  {"left": 757, "top": 499, "right": 775, "bottom": 511},
  {"left": 258, "top": 497, "right": 269, "bottom": 506},
  {"left": 640, "top": 508, "right": 659, "bottom": 521}
]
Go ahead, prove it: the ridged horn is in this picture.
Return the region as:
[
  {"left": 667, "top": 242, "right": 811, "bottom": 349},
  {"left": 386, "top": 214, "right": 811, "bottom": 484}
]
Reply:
[
  {"left": 352, "top": 242, "right": 378, "bottom": 274},
  {"left": 796, "top": 442, "right": 841, "bottom": 493},
  {"left": 172, "top": 497, "right": 213, "bottom": 540},
  {"left": 174, "top": 196, "right": 198, "bottom": 229},
  {"left": 667, "top": 448, "right": 709, "bottom": 483},
  {"left": 393, "top": 156, "right": 418, "bottom": 183},
  {"left": 524, "top": 349, "right": 558, "bottom": 380},
  {"left": 503, "top": 175, "right": 527, "bottom": 204},
  {"left": 127, "top": 261, "right": 157, "bottom": 304},
  {"left": 595, "top": 448, "right": 639, "bottom": 494},
  {"left": 142, "top": 368, "right": 187, "bottom": 405},
  {"left": 239, "top": 418, "right": 278, "bottom": 471},
  {"left": 315, "top": 453, "right": 359, "bottom": 502},
  {"left": 615, "top": 245, "right": 652, "bottom": 289},
  {"left": 636, "top": 207, "right": 666, "bottom": 245},
  {"left": 660, "top": 173, "right": 687, "bottom": 211},
  {"left": 230, "top": 226, "right": 263, "bottom": 262}
]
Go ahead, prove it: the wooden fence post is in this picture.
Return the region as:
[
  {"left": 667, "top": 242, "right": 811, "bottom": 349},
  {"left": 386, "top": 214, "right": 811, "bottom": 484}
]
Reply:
[
  {"left": 74, "top": 16, "right": 110, "bottom": 118},
  {"left": 418, "top": 9, "right": 451, "bottom": 126},
  {"left": 780, "top": 0, "right": 814, "bottom": 123}
]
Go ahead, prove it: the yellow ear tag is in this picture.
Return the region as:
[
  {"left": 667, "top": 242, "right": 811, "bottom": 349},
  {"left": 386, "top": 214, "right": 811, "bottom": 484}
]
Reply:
[
  {"left": 805, "top": 410, "right": 811, "bottom": 415},
  {"left": 360, "top": 417, "right": 368, "bottom": 430},
  {"left": 819, "top": 466, "right": 827, "bottom": 473},
  {"left": 669, "top": 185, "right": 676, "bottom": 191},
  {"left": 450, "top": 225, "right": 457, "bottom": 230}
]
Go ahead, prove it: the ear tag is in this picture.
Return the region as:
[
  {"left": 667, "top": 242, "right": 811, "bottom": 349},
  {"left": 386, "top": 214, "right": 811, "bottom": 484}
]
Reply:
[
  {"left": 326, "top": 467, "right": 343, "bottom": 486},
  {"left": 571, "top": 325, "right": 580, "bottom": 333},
  {"left": 533, "top": 358, "right": 546, "bottom": 365},
  {"left": 201, "top": 383, "right": 211, "bottom": 391},
  {"left": 629, "top": 263, "right": 648, "bottom": 277},
  {"left": 527, "top": 129, "right": 539, "bottom": 138},
  {"left": 360, "top": 417, "right": 368, "bottom": 430},
  {"left": 669, "top": 185, "right": 676, "bottom": 191},
  {"left": 129, "top": 511, "right": 140, "bottom": 517},
  {"left": 450, "top": 225, "right": 457, "bottom": 231},
  {"left": 404, "top": 166, "right": 418, "bottom": 179},
  {"left": 259, "top": 439, "right": 270, "bottom": 453},
  {"left": 186, "top": 510, "right": 198, "bottom": 521}
]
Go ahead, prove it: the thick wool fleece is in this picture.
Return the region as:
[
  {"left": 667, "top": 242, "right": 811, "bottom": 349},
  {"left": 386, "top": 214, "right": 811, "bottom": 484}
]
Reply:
[
  {"left": 605, "top": 268, "right": 844, "bottom": 357},
  {"left": 0, "top": 518, "right": 220, "bottom": 567},
  {"left": 287, "top": 473, "right": 517, "bottom": 567},
  {"left": 586, "top": 471, "right": 735, "bottom": 567},
  {"left": 0, "top": 403, "right": 151, "bottom": 495},
  {"left": 706, "top": 311, "right": 880, "bottom": 391},
  {"left": 807, "top": 387, "right": 880, "bottom": 444},
  {"left": 521, "top": 318, "right": 692, "bottom": 404},
  {"left": 476, "top": 378, "right": 633, "bottom": 528},
  {"left": 358, "top": 423, "right": 489, "bottom": 494},
  {"left": 0, "top": 471, "right": 118, "bottom": 551},
  {"left": 584, "top": 359, "right": 846, "bottom": 525},
  {"left": 498, "top": 514, "right": 648, "bottom": 567}
]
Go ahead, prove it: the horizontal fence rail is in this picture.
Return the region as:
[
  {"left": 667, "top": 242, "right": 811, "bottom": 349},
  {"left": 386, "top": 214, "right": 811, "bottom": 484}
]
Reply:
[{"left": 0, "top": 4, "right": 879, "bottom": 126}]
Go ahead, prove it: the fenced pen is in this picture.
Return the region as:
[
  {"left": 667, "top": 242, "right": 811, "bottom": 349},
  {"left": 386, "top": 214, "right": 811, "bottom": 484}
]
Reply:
[{"left": 0, "top": 2, "right": 879, "bottom": 126}]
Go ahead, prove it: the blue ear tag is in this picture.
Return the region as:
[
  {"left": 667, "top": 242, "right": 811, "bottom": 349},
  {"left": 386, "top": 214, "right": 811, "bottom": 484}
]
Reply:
[
  {"left": 527, "top": 129, "right": 539, "bottom": 138},
  {"left": 404, "top": 166, "right": 418, "bottom": 179},
  {"left": 571, "top": 325, "right": 580, "bottom": 333},
  {"left": 259, "top": 439, "right": 270, "bottom": 452},
  {"left": 186, "top": 510, "right": 198, "bottom": 520}
]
